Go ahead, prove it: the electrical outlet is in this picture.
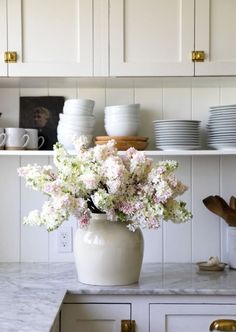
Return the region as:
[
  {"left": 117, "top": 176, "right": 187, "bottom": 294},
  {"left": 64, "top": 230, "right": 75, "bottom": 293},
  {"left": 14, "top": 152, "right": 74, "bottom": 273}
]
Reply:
[{"left": 57, "top": 226, "right": 73, "bottom": 253}]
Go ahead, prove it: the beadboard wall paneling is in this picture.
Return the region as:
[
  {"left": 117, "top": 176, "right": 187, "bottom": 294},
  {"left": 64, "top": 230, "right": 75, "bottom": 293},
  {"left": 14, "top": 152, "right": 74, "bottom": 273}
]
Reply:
[
  {"left": 163, "top": 88, "right": 192, "bottom": 120},
  {"left": 0, "top": 89, "right": 19, "bottom": 128},
  {"left": 20, "top": 156, "right": 49, "bottom": 262},
  {"left": 192, "top": 87, "right": 220, "bottom": 148},
  {"left": 221, "top": 156, "right": 236, "bottom": 262},
  {"left": 0, "top": 82, "right": 236, "bottom": 263},
  {"left": 192, "top": 156, "right": 221, "bottom": 262},
  {"left": 0, "top": 157, "right": 20, "bottom": 262},
  {"left": 135, "top": 88, "right": 163, "bottom": 150}
]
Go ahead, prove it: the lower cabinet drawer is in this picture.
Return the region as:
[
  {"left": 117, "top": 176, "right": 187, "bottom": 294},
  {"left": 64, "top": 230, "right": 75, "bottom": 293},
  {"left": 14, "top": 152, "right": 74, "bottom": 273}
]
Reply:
[
  {"left": 150, "top": 304, "right": 236, "bottom": 332},
  {"left": 61, "top": 303, "right": 131, "bottom": 332}
]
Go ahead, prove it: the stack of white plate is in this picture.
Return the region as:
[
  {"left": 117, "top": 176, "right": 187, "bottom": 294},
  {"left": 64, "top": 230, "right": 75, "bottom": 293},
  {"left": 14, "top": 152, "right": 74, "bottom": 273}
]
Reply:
[
  {"left": 104, "top": 104, "right": 140, "bottom": 136},
  {"left": 207, "top": 104, "right": 236, "bottom": 150},
  {"left": 153, "top": 120, "right": 201, "bottom": 150},
  {"left": 57, "top": 98, "right": 95, "bottom": 150}
]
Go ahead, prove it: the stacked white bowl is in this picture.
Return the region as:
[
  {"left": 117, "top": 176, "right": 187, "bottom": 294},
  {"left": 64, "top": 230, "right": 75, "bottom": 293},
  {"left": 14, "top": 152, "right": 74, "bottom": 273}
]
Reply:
[
  {"left": 57, "top": 99, "right": 95, "bottom": 150},
  {"left": 104, "top": 104, "right": 140, "bottom": 136}
]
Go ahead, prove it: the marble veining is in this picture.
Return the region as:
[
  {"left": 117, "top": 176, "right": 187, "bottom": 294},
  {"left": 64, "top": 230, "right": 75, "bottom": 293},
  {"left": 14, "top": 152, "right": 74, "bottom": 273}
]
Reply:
[{"left": 1, "top": 263, "right": 236, "bottom": 331}]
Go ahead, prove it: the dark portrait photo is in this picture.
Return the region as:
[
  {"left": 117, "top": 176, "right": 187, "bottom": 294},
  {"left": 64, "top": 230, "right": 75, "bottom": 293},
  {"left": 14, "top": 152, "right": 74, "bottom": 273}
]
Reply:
[{"left": 20, "top": 96, "right": 65, "bottom": 150}]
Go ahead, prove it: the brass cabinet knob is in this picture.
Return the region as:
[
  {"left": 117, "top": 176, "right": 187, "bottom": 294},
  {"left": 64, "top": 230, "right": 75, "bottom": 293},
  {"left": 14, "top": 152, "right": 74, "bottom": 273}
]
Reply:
[
  {"left": 192, "top": 50, "right": 205, "bottom": 62},
  {"left": 4, "top": 51, "right": 17, "bottom": 63},
  {"left": 121, "top": 320, "right": 135, "bottom": 332},
  {"left": 209, "top": 319, "right": 236, "bottom": 331}
]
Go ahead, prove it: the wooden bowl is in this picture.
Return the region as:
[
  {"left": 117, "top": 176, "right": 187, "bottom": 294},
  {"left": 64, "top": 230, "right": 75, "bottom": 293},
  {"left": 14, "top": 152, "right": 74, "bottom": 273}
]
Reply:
[
  {"left": 95, "top": 140, "right": 149, "bottom": 151},
  {"left": 95, "top": 136, "right": 148, "bottom": 142}
]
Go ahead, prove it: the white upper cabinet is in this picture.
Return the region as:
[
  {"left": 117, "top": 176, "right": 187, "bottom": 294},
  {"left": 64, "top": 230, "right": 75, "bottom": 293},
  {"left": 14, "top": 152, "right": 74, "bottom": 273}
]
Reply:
[
  {"left": 109, "top": 0, "right": 195, "bottom": 76},
  {"left": 6, "top": 0, "right": 93, "bottom": 76},
  {"left": 2, "top": 0, "right": 236, "bottom": 78},
  {"left": 0, "top": 0, "right": 7, "bottom": 76},
  {"left": 195, "top": 0, "right": 236, "bottom": 76}
]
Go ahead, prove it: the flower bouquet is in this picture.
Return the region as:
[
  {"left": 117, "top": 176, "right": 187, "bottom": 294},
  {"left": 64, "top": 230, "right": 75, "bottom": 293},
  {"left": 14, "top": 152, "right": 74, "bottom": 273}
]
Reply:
[{"left": 18, "top": 136, "right": 192, "bottom": 232}]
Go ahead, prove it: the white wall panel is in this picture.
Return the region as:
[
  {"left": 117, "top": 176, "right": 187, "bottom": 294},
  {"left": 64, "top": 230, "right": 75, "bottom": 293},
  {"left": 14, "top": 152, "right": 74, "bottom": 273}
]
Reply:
[
  {"left": 134, "top": 88, "right": 162, "bottom": 150},
  {"left": 192, "top": 87, "right": 219, "bottom": 149},
  {"left": 221, "top": 156, "right": 236, "bottom": 262},
  {"left": 20, "top": 88, "right": 48, "bottom": 97},
  {"left": 163, "top": 88, "right": 191, "bottom": 120},
  {"left": 192, "top": 156, "right": 220, "bottom": 262},
  {"left": 106, "top": 88, "right": 134, "bottom": 106},
  {"left": 20, "top": 156, "right": 49, "bottom": 262},
  {"left": 0, "top": 89, "right": 19, "bottom": 128},
  {"left": 0, "top": 157, "right": 20, "bottom": 261}
]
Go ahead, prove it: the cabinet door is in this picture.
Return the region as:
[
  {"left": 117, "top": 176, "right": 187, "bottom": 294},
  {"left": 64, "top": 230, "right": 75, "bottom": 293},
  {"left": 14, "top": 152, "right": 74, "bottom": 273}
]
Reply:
[
  {"left": 0, "top": 0, "right": 7, "bottom": 76},
  {"left": 109, "top": 0, "right": 194, "bottom": 76},
  {"left": 61, "top": 303, "right": 131, "bottom": 332},
  {"left": 195, "top": 0, "right": 236, "bottom": 75},
  {"left": 150, "top": 304, "right": 236, "bottom": 331},
  {"left": 7, "top": 0, "right": 93, "bottom": 76}
]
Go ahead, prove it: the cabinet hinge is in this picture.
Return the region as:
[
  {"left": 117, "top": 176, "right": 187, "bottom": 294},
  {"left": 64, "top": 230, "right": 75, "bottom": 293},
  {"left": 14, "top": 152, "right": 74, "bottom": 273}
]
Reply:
[
  {"left": 4, "top": 51, "right": 17, "bottom": 63},
  {"left": 121, "top": 320, "right": 135, "bottom": 332},
  {"left": 192, "top": 50, "right": 205, "bottom": 62}
]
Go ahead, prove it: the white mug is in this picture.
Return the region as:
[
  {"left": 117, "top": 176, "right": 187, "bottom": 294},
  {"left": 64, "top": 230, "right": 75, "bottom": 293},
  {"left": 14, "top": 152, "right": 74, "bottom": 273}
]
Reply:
[
  {"left": 0, "top": 128, "right": 6, "bottom": 150},
  {"left": 5, "top": 128, "right": 30, "bottom": 150},
  {"left": 25, "top": 128, "right": 45, "bottom": 150}
]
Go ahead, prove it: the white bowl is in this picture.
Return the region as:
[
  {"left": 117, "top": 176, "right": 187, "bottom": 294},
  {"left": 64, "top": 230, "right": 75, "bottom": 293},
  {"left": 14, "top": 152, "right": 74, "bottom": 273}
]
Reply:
[
  {"left": 57, "top": 125, "right": 94, "bottom": 135},
  {"left": 105, "top": 103, "right": 140, "bottom": 110},
  {"left": 63, "top": 106, "right": 94, "bottom": 116},
  {"left": 105, "top": 114, "right": 140, "bottom": 120},
  {"left": 64, "top": 98, "right": 95, "bottom": 111},
  {"left": 105, "top": 108, "right": 140, "bottom": 116},
  {"left": 59, "top": 113, "right": 96, "bottom": 126},
  {"left": 59, "top": 113, "right": 95, "bottom": 120},
  {"left": 104, "top": 119, "right": 140, "bottom": 126},
  {"left": 57, "top": 124, "right": 94, "bottom": 135},
  {"left": 58, "top": 119, "right": 95, "bottom": 129},
  {"left": 105, "top": 122, "right": 139, "bottom": 136}
]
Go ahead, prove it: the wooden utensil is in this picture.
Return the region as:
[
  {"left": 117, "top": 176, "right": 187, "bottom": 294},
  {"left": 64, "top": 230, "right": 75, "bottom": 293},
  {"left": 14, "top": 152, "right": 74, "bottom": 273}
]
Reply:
[
  {"left": 230, "top": 196, "right": 236, "bottom": 210},
  {"left": 203, "top": 195, "right": 236, "bottom": 227},
  {"left": 203, "top": 196, "right": 225, "bottom": 218}
]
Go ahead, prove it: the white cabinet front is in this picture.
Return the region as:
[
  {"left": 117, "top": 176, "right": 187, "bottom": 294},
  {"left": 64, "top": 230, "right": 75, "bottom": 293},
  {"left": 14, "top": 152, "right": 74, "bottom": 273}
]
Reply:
[
  {"left": 195, "top": 0, "right": 236, "bottom": 76},
  {"left": 150, "top": 304, "right": 236, "bottom": 331},
  {"left": 0, "top": 0, "right": 7, "bottom": 76},
  {"left": 109, "top": 0, "right": 194, "bottom": 76},
  {"left": 61, "top": 303, "right": 131, "bottom": 332},
  {"left": 6, "top": 0, "right": 93, "bottom": 76}
]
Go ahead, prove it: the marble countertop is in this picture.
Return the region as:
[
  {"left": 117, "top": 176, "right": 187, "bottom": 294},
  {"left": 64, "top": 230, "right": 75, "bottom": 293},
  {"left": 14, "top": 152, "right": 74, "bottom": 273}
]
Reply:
[{"left": 1, "top": 262, "right": 236, "bottom": 331}]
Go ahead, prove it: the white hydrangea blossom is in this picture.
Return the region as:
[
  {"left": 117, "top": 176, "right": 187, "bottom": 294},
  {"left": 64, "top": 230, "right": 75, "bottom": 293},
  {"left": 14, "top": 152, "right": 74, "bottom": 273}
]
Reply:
[{"left": 18, "top": 135, "right": 192, "bottom": 231}]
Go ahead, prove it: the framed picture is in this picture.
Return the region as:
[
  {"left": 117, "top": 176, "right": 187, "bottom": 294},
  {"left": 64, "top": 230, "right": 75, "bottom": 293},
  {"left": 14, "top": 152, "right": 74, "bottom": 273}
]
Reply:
[{"left": 20, "top": 96, "right": 65, "bottom": 150}]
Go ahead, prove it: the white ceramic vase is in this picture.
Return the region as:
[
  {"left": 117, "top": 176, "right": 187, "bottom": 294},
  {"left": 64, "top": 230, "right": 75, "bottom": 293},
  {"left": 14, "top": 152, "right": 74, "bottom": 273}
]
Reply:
[
  {"left": 227, "top": 226, "right": 236, "bottom": 269},
  {"left": 74, "top": 213, "right": 144, "bottom": 286}
]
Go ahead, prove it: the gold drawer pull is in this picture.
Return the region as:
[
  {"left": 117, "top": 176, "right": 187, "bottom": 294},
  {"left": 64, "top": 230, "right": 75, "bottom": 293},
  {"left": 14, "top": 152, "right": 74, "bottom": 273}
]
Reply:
[
  {"left": 4, "top": 51, "right": 17, "bottom": 63},
  {"left": 209, "top": 319, "right": 236, "bottom": 331},
  {"left": 121, "top": 320, "right": 135, "bottom": 332},
  {"left": 192, "top": 50, "right": 205, "bottom": 62}
]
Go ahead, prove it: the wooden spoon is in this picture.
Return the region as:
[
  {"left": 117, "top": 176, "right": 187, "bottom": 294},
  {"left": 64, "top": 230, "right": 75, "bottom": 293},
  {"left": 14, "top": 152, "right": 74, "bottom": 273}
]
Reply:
[
  {"left": 202, "top": 195, "right": 225, "bottom": 218},
  {"left": 230, "top": 196, "right": 236, "bottom": 210},
  {"left": 203, "top": 195, "right": 236, "bottom": 227}
]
